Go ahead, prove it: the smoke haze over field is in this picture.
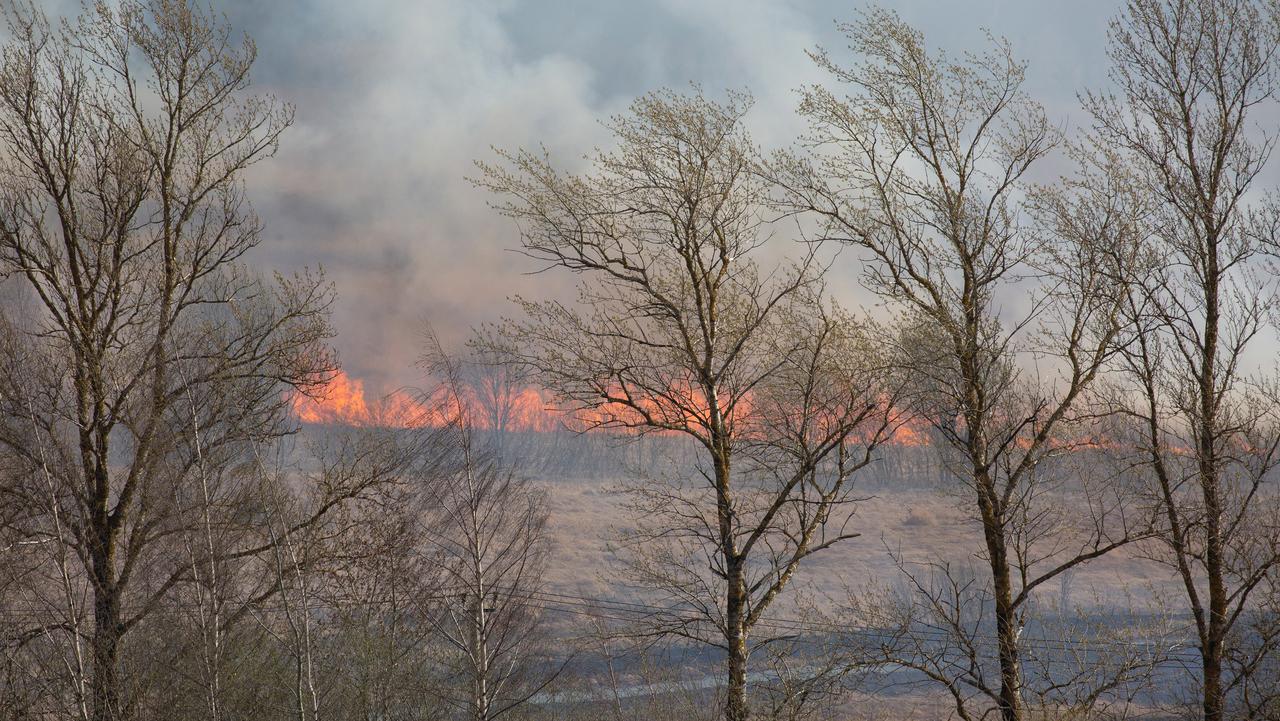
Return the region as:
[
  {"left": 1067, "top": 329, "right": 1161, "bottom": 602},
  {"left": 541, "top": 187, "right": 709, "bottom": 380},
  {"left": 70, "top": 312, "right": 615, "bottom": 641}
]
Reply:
[
  {"left": 11, "top": 3, "right": 1280, "bottom": 718},
  {"left": 41, "top": 1, "right": 1122, "bottom": 394}
]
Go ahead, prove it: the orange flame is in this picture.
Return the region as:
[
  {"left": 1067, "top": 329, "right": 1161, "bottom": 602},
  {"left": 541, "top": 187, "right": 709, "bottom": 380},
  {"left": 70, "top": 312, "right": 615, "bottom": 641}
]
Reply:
[
  {"left": 888, "top": 420, "right": 930, "bottom": 446},
  {"left": 290, "top": 369, "right": 575, "bottom": 431},
  {"left": 291, "top": 370, "right": 429, "bottom": 427},
  {"left": 296, "top": 373, "right": 1221, "bottom": 464},
  {"left": 291, "top": 370, "right": 937, "bottom": 447}
]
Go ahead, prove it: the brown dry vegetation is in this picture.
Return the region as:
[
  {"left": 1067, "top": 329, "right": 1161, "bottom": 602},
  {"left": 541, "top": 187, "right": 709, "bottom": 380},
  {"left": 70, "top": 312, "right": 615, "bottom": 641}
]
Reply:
[{"left": 542, "top": 476, "right": 1177, "bottom": 609}]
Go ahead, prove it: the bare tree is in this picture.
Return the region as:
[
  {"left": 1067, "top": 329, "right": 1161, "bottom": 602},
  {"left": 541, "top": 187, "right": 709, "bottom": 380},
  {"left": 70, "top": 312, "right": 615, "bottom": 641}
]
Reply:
[
  {"left": 1087, "top": 1, "right": 1280, "bottom": 719},
  {"left": 1230, "top": 574, "right": 1280, "bottom": 718},
  {"left": 0, "top": 316, "right": 94, "bottom": 721},
  {"left": 314, "top": 477, "right": 443, "bottom": 721},
  {"left": 460, "top": 336, "right": 540, "bottom": 436},
  {"left": 265, "top": 516, "right": 324, "bottom": 721},
  {"left": 773, "top": 10, "right": 1149, "bottom": 721},
  {"left": 418, "top": 335, "right": 560, "bottom": 721},
  {"left": 475, "top": 88, "right": 898, "bottom": 721},
  {"left": 840, "top": 556, "right": 1178, "bottom": 721},
  {"left": 0, "top": 3, "right": 393, "bottom": 720}
]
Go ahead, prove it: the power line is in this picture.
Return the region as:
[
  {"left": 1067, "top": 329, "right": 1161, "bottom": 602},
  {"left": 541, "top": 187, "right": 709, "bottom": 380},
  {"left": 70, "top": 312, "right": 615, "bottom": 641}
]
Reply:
[
  {"left": 1, "top": 581, "right": 1202, "bottom": 662},
  {"left": 514, "top": 587, "right": 1201, "bottom": 659}
]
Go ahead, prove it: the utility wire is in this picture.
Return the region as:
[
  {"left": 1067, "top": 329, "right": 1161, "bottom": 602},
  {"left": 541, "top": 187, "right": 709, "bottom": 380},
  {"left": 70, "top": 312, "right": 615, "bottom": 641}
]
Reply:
[{"left": 1, "top": 581, "right": 1203, "bottom": 662}]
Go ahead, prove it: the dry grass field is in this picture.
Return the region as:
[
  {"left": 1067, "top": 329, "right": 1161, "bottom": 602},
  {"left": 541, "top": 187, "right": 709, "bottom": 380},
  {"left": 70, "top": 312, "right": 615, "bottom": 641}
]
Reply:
[
  {"left": 540, "top": 473, "right": 1180, "bottom": 612},
  {"left": 535, "top": 472, "right": 1189, "bottom": 719}
]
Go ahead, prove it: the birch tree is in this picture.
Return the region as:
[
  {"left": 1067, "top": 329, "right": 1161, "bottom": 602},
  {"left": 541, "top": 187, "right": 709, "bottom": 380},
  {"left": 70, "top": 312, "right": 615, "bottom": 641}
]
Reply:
[
  {"left": 774, "top": 11, "right": 1149, "bottom": 721},
  {"left": 0, "top": 3, "right": 378, "bottom": 720},
  {"left": 475, "top": 88, "right": 897, "bottom": 721},
  {"left": 419, "top": 338, "right": 558, "bottom": 721},
  {"left": 1089, "top": 1, "right": 1280, "bottom": 719}
]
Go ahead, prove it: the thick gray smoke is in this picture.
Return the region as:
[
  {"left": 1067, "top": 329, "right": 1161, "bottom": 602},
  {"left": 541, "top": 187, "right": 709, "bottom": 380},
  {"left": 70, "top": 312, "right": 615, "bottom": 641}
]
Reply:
[{"left": 198, "top": 0, "right": 1107, "bottom": 393}]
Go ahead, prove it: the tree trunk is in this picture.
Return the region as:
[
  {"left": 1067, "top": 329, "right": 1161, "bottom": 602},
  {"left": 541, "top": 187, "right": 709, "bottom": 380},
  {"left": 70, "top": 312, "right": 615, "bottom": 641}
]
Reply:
[
  {"left": 90, "top": 588, "right": 122, "bottom": 721},
  {"left": 713, "top": 429, "right": 749, "bottom": 721},
  {"left": 89, "top": 469, "right": 123, "bottom": 721},
  {"left": 991, "top": 559, "right": 1023, "bottom": 721},
  {"left": 725, "top": 558, "right": 749, "bottom": 721},
  {"left": 470, "top": 498, "right": 490, "bottom": 721},
  {"left": 1200, "top": 228, "right": 1224, "bottom": 721},
  {"left": 471, "top": 590, "right": 490, "bottom": 721},
  {"left": 1202, "top": 638, "right": 1223, "bottom": 721},
  {"left": 1202, "top": 480, "right": 1226, "bottom": 721},
  {"left": 978, "top": 475, "right": 1023, "bottom": 721}
]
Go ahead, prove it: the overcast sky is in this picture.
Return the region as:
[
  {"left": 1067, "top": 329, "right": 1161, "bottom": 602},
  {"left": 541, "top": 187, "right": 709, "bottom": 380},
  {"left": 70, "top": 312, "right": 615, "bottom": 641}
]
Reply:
[{"left": 183, "top": 1, "right": 1125, "bottom": 392}]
